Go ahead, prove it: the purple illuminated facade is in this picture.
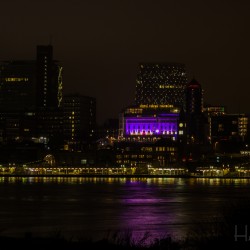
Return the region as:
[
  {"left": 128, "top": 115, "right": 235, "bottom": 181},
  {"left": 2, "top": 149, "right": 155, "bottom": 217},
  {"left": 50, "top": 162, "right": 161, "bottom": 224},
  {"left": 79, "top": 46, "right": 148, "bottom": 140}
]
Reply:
[{"left": 120, "top": 111, "right": 180, "bottom": 141}]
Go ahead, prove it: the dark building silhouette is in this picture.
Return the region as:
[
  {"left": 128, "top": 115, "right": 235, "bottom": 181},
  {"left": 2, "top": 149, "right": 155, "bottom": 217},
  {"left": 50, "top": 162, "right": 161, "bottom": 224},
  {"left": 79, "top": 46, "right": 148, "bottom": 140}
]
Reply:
[
  {"left": 203, "top": 105, "right": 249, "bottom": 148},
  {"left": 63, "top": 95, "right": 96, "bottom": 151},
  {"left": 96, "top": 118, "right": 119, "bottom": 140},
  {"left": 186, "top": 79, "right": 203, "bottom": 115},
  {"left": 36, "top": 45, "right": 63, "bottom": 109},
  {"left": 135, "top": 63, "right": 187, "bottom": 110},
  {"left": 0, "top": 46, "right": 62, "bottom": 112},
  {"left": 0, "top": 61, "right": 36, "bottom": 111},
  {"left": 36, "top": 108, "right": 64, "bottom": 149},
  {"left": 0, "top": 45, "right": 63, "bottom": 145},
  {"left": 210, "top": 114, "right": 248, "bottom": 143},
  {"left": 186, "top": 79, "right": 207, "bottom": 144},
  {"left": 0, "top": 61, "right": 37, "bottom": 142}
]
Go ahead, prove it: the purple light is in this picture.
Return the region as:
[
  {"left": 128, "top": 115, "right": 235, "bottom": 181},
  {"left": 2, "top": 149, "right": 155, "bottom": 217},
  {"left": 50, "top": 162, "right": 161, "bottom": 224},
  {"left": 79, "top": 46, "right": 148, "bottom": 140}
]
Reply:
[{"left": 124, "top": 114, "right": 179, "bottom": 136}]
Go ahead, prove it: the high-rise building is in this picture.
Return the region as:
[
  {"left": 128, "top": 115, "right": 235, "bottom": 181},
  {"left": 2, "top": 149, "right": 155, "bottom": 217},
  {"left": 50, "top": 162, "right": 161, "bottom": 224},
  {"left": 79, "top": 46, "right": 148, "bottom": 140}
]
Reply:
[
  {"left": 63, "top": 95, "right": 96, "bottom": 151},
  {"left": 0, "top": 61, "right": 36, "bottom": 111},
  {"left": 185, "top": 79, "right": 207, "bottom": 144},
  {"left": 36, "top": 45, "right": 63, "bottom": 109},
  {"left": 117, "top": 63, "right": 189, "bottom": 167},
  {"left": 135, "top": 63, "right": 187, "bottom": 110},
  {"left": 186, "top": 79, "right": 203, "bottom": 115},
  {"left": 0, "top": 45, "right": 63, "bottom": 143},
  {"left": 0, "top": 46, "right": 63, "bottom": 112}
]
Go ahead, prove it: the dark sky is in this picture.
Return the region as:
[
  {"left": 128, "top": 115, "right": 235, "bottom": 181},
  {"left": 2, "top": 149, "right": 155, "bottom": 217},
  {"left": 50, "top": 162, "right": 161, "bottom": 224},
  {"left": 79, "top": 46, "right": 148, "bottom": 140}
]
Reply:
[{"left": 1, "top": 0, "right": 250, "bottom": 124}]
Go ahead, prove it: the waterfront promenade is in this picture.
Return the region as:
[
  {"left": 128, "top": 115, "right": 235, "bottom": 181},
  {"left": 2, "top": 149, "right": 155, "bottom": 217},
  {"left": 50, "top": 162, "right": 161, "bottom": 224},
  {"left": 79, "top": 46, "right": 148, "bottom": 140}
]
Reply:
[{"left": 0, "top": 165, "right": 249, "bottom": 178}]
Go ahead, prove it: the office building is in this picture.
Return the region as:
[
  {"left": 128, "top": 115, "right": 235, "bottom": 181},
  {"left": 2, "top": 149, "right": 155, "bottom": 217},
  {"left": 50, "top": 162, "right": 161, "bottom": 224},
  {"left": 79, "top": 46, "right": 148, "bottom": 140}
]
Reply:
[
  {"left": 63, "top": 95, "right": 96, "bottom": 151},
  {"left": 185, "top": 79, "right": 207, "bottom": 144},
  {"left": 0, "top": 61, "right": 37, "bottom": 111},
  {"left": 0, "top": 45, "right": 63, "bottom": 144},
  {"left": 135, "top": 63, "right": 187, "bottom": 110},
  {"left": 210, "top": 114, "right": 248, "bottom": 143},
  {"left": 186, "top": 79, "right": 203, "bottom": 115},
  {"left": 36, "top": 45, "right": 63, "bottom": 109}
]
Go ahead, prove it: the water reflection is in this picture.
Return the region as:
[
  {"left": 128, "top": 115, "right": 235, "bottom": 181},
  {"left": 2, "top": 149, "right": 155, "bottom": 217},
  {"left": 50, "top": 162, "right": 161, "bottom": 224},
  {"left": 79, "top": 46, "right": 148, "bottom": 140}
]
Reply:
[
  {"left": 0, "top": 177, "right": 249, "bottom": 240},
  {"left": 1, "top": 176, "right": 250, "bottom": 185}
]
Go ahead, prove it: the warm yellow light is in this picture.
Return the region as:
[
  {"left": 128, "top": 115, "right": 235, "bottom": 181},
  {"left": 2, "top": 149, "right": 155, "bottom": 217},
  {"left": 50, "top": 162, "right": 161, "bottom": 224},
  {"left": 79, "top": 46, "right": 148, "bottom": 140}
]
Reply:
[
  {"left": 5, "top": 77, "right": 29, "bottom": 82},
  {"left": 139, "top": 104, "right": 173, "bottom": 109}
]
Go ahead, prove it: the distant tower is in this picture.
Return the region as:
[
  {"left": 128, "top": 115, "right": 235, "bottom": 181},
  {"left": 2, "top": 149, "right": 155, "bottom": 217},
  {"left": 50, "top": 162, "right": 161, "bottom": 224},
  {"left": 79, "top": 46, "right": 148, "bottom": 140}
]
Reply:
[
  {"left": 36, "top": 45, "right": 63, "bottom": 109},
  {"left": 186, "top": 78, "right": 203, "bottom": 115},
  {"left": 186, "top": 79, "right": 207, "bottom": 144},
  {"left": 135, "top": 63, "right": 188, "bottom": 110}
]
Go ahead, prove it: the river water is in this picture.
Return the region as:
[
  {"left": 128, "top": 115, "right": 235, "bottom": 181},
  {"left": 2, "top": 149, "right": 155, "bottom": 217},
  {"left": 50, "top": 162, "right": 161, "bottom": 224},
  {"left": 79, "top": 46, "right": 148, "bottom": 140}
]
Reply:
[{"left": 0, "top": 177, "right": 249, "bottom": 241}]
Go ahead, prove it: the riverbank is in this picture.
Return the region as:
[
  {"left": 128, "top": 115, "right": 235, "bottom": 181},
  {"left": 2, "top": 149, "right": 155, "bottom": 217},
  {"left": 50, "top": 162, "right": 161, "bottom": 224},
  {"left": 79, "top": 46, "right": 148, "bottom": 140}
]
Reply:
[
  {"left": 0, "top": 173, "right": 249, "bottom": 178},
  {"left": 0, "top": 226, "right": 250, "bottom": 250}
]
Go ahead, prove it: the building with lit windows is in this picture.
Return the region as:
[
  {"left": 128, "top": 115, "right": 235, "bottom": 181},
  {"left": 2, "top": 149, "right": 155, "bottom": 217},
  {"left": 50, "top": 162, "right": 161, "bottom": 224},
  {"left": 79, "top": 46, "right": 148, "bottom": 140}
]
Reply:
[
  {"left": 203, "top": 105, "right": 249, "bottom": 145},
  {"left": 204, "top": 113, "right": 250, "bottom": 154},
  {"left": 63, "top": 95, "right": 96, "bottom": 151},
  {"left": 210, "top": 114, "right": 248, "bottom": 143},
  {"left": 36, "top": 108, "right": 64, "bottom": 149},
  {"left": 0, "top": 45, "right": 63, "bottom": 144},
  {"left": 0, "top": 46, "right": 63, "bottom": 112},
  {"left": 117, "top": 63, "right": 188, "bottom": 167},
  {"left": 119, "top": 106, "right": 183, "bottom": 142},
  {"left": 0, "top": 61, "right": 37, "bottom": 111},
  {"left": 203, "top": 105, "right": 226, "bottom": 116},
  {"left": 119, "top": 62, "right": 188, "bottom": 143},
  {"left": 36, "top": 45, "right": 63, "bottom": 109},
  {"left": 135, "top": 63, "right": 188, "bottom": 110},
  {"left": 115, "top": 138, "right": 179, "bottom": 169}
]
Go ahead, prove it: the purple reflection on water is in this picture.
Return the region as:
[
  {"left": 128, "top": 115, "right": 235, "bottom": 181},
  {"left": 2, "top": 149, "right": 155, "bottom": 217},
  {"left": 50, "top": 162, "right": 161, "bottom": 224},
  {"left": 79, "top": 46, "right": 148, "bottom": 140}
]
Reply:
[
  {"left": 0, "top": 177, "right": 249, "bottom": 242},
  {"left": 117, "top": 179, "right": 187, "bottom": 240}
]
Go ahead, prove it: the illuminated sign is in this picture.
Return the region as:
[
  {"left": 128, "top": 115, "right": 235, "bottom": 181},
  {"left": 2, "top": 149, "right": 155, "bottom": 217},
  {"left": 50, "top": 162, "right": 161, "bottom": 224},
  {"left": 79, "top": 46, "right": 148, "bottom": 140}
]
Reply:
[
  {"left": 4, "top": 77, "right": 29, "bottom": 82},
  {"left": 159, "top": 85, "right": 184, "bottom": 89},
  {"left": 139, "top": 104, "right": 174, "bottom": 109}
]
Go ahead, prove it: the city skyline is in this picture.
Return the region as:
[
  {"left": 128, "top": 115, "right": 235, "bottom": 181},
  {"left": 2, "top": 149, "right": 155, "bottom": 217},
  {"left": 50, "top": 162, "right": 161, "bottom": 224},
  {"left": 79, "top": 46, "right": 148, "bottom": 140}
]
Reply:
[{"left": 1, "top": 0, "right": 250, "bottom": 124}]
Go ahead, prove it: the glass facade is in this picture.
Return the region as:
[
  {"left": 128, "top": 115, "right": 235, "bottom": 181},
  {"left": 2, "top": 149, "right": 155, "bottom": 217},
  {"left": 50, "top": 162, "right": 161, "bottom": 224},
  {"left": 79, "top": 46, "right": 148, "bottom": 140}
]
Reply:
[{"left": 135, "top": 63, "right": 187, "bottom": 109}]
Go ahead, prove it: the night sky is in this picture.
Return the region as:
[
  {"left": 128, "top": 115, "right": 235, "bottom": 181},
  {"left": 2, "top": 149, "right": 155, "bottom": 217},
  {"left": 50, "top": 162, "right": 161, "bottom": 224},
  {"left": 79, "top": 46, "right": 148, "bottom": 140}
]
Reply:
[{"left": 1, "top": 0, "right": 250, "bottom": 124}]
